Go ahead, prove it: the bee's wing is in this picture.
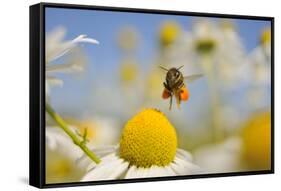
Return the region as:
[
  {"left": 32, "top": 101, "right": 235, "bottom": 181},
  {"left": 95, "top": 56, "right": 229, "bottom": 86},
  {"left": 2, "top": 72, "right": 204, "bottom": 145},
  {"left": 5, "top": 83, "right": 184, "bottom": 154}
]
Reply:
[{"left": 184, "top": 74, "right": 203, "bottom": 83}]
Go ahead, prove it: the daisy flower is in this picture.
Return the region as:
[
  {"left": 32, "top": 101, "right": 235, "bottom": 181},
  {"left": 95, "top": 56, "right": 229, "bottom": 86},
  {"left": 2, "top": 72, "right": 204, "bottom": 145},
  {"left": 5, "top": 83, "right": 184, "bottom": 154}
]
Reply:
[
  {"left": 66, "top": 117, "right": 121, "bottom": 147},
  {"left": 81, "top": 109, "right": 200, "bottom": 181},
  {"left": 119, "top": 58, "right": 139, "bottom": 85},
  {"left": 159, "top": 21, "right": 181, "bottom": 48},
  {"left": 241, "top": 111, "right": 271, "bottom": 170},
  {"left": 248, "top": 27, "right": 271, "bottom": 86},
  {"left": 246, "top": 28, "right": 271, "bottom": 110},
  {"left": 193, "top": 136, "right": 242, "bottom": 173},
  {"left": 46, "top": 116, "right": 120, "bottom": 182},
  {"left": 117, "top": 26, "right": 139, "bottom": 52},
  {"left": 45, "top": 27, "right": 99, "bottom": 94},
  {"left": 193, "top": 111, "right": 271, "bottom": 173},
  {"left": 190, "top": 19, "right": 249, "bottom": 88},
  {"left": 171, "top": 19, "right": 250, "bottom": 140},
  {"left": 46, "top": 127, "right": 86, "bottom": 183}
]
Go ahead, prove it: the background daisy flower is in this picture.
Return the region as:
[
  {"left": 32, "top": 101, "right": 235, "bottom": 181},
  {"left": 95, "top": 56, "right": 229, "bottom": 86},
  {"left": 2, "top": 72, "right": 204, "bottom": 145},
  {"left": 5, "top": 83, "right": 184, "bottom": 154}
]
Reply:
[
  {"left": 45, "top": 27, "right": 99, "bottom": 95},
  {"left": 246, "top": 27, "right": 271, "bottom": 111},
  {"left": 46, "top": 127, "right": 86, "bottom": 183},
  {"left": 46, "top": 116, "right": 121, "bottom": 183},
  {"left": 193, "top": 111, "right": 271, "bottom": 173},
  {"left": 193, "top": 136, "right": 242, "bottom": 173},
  {"left": 159, "top": 21, "right": 181, "bottom": 49}
]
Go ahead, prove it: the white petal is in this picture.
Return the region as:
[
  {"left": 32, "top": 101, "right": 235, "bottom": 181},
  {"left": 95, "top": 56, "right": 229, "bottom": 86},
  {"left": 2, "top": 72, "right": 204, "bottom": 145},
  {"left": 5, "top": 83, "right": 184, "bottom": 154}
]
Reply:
[
  {"left": 108, "top": 160, "right": 129, "bottom": 179},
  {"left": 164, "top": 166, "right": 176, "bottom": 176},
  {"left": 125, "top": 166, "right": 149, "bottom": 179},
  {"left": 140, "top": 168, "right": 149, "bottom": 177},
  {"left": 81, "top": 155, "right": 123, "bottom": 181},
  {"left": 170, "top": 162, "right": 186, "bottom": 175},
  {"left": 176, "top": 149, "right": 193, "bottom": 162},
  {"left": 141, "top": 166, "right": 167, "bottom": 178},
  {"left": 77, "top": 145, "right": 118, "bottom": 167},
  {"left": 47, "top": 34, "right": 98, "bottom": 63},
  {"left": 126, "top": 165, "right": 180, "bottom": 179},
  {"left": 130, "top": 167, "right": 141, "bottom": 178},
  {"left": 133, "top": 167, "right": 147, "bottom": 178},
  {"left": 46, "top": 63, "right": 82, "bottom": 73},
  {"left": 45, "top": 127, "right": 83, "bottom": 160},
  {"left": 46, "top": 76, "right": 63, "bottom": 87},
  {"left": 91, "top": 145, "right": 119, "bottom": 157},
  {"left": 46, "top": 27, "right": 66, "bottom": 61},
  {"left": 46, "top": 27, "right": 66, "bottom": 44},
  {"left": 72, "top": 34, "right": 99, "bottom": 44},
  {"left": 171, "top": 157, "right": 201, "bottom": 175},
  {"left": 86, "top": 152, "right": 118, "bottom": 171},
  {"left": 45, "top": 131, "right": 57, "bottom": 150},
  {"left": 143, "top": 166, "right": 156, "bottom": 177},
  {"left": 47, "top": 42, "right": 73, "bottom": 63},
  {"left": 125, "top": 165, "right": 137, "bottom": 179}
]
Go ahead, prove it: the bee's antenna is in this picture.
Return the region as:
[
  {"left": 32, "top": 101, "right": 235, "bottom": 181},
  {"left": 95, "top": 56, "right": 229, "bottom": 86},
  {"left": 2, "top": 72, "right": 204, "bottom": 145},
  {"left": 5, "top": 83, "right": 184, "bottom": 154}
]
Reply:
[
  {"left": 159, "top": 65, "right": 169, "bottom": 71},
  {"left": 177, "top": 65, "right": 184, "bottom": 70}
]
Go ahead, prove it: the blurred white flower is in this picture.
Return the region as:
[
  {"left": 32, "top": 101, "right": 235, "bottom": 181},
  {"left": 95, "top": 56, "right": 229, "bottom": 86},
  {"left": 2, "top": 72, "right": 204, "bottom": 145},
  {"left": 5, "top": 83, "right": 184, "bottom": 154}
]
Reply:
[
  {"left": 159, "top": 19, "right": 249, "bottom": 89},
  {"left": 248, "top": 47, "right": 270, "bottom": 85},
  {"left": 46, "top": 116, "right": 120, "bottom": 182},
  {"left": 45, "top": 27, "right": 99, "bottom": 94},
  {"left": 46, "top": 27, "right": 99, "bottom": 63},
  {"left": 68, "top": 116, "right": 121, "bottom": 146},
  {"left": 194, "top": 112, "right": 271, "bottom": 173},
  {"left": 117, "top": 26, "right": 139, "bottom": 52},
  {"left": 178, "top": 19, "right": 250, "bottom": 139},
  {"left": 193, "top": 136, "right": 242, "bottom": 173},
  {"left": 46, "top": 127, "right": 85, "bottom": 183},
  {"left": 191, "top": 19, "right": 249, "bottom": 88},
  {"left": 246, "top": 28, "right": 271, "bottom": 110},
  {"left": 247, "top": 28, "right": 271, "bottom": 86}
]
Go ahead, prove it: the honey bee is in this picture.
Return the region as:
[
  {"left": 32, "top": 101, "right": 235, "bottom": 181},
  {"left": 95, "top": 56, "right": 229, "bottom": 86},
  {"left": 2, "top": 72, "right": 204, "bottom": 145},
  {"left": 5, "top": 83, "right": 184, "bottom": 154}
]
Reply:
[{"left": 160, "top": 65, "right": 202, "bottom": 110}]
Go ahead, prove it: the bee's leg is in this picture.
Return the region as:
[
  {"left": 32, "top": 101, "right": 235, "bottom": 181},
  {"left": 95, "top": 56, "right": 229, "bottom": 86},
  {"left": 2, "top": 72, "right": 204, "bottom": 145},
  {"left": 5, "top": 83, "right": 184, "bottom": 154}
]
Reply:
[
  {"left": 163, "top": 82, "right": 169, "bottom": 90},
  {"left": 176, "top": 94, "right": 181, "bottom": 109},
  {"left": 169, "top": 96, "right": 172, "bottom": 110}
]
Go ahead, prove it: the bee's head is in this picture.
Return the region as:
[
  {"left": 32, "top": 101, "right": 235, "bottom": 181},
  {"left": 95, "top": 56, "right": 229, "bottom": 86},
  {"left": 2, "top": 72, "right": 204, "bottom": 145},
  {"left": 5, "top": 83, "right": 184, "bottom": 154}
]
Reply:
[{"left": 167, "top": 68, "right": 182, "bottom": 81}]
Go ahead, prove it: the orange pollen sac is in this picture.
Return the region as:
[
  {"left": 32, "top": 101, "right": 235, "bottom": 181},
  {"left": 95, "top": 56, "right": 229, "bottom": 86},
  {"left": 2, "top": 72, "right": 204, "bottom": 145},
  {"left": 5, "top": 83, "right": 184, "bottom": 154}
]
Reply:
[
  {"left": 180, "top": 87, "right": 189, "bottom": 101},
  {"left": 162, "top": 88, "right": 171, "bottom": 99}
]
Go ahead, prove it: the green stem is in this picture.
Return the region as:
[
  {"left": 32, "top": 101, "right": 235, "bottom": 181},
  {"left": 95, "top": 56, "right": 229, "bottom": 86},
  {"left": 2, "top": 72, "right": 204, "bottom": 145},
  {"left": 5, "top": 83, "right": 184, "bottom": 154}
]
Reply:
[
  {"left": 202, "top": 55, "right": 224, "bottom": 143},
  {"left": 46, "top": 103, "right": 101, "bottom": 164}
]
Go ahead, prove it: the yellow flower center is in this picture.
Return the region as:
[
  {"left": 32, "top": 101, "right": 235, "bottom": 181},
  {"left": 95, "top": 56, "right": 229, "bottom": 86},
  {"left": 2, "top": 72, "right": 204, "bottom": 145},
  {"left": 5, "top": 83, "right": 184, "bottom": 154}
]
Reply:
[
  {"left": 260, "top": 28, "right": 271, "bottom": 46},
  {"left": 120, "top": 60, "right": 138, "bottom": 84},
  {"left": 241, "top": 112, "right": 271, "bottom": 170},
  {"left": 159, "top": 21, "right": 180, "bottom": 47},
  {"left": 195, "top": 38, "right": 216, "bottom": 55},
  {"left": 120, "top": 109, "right": 177, "bottom": 167},
  {"left": 220, "top": 19, "right": 235, "bottom": 31},
  {"left": 117, "top": 27, "right": 139, "bottom": 51},
  {"left": 146, "top": 69, "right": 163, "bottom": 99}
]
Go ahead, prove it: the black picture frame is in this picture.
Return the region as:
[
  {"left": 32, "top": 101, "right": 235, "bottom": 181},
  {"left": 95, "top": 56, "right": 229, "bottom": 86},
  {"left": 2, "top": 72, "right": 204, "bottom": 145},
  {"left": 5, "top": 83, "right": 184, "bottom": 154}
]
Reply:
[{"left": 29, "top": 2, "right": 275, "bottom": 189}]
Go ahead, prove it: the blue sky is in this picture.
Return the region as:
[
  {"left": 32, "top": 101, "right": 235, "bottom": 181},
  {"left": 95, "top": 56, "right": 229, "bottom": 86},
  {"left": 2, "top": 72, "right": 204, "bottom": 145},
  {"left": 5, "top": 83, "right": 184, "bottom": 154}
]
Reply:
[{"left": 45, "top": 7, "right": 271, "bottom": 118}]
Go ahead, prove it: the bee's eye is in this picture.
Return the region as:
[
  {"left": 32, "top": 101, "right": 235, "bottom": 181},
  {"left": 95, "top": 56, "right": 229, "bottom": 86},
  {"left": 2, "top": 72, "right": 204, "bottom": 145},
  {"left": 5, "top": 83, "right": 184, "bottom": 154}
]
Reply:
[{"left": 176, "top": 72, "right": 179, "bottom": 77}]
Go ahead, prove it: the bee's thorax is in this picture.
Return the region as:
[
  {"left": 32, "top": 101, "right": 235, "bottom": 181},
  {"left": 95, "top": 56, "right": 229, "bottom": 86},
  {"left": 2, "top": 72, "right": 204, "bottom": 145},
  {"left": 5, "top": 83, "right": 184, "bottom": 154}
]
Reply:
[{"left": 165, "top": 68, "right": 184, "bottom": 90}]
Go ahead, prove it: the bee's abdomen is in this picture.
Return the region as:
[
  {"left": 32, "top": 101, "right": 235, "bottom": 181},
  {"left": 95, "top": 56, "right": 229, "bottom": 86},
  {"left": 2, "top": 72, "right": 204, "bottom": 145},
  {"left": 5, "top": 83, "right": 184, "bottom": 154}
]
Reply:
[{"left": 174, "top": 78, "right": 184, "bottom": 88}]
